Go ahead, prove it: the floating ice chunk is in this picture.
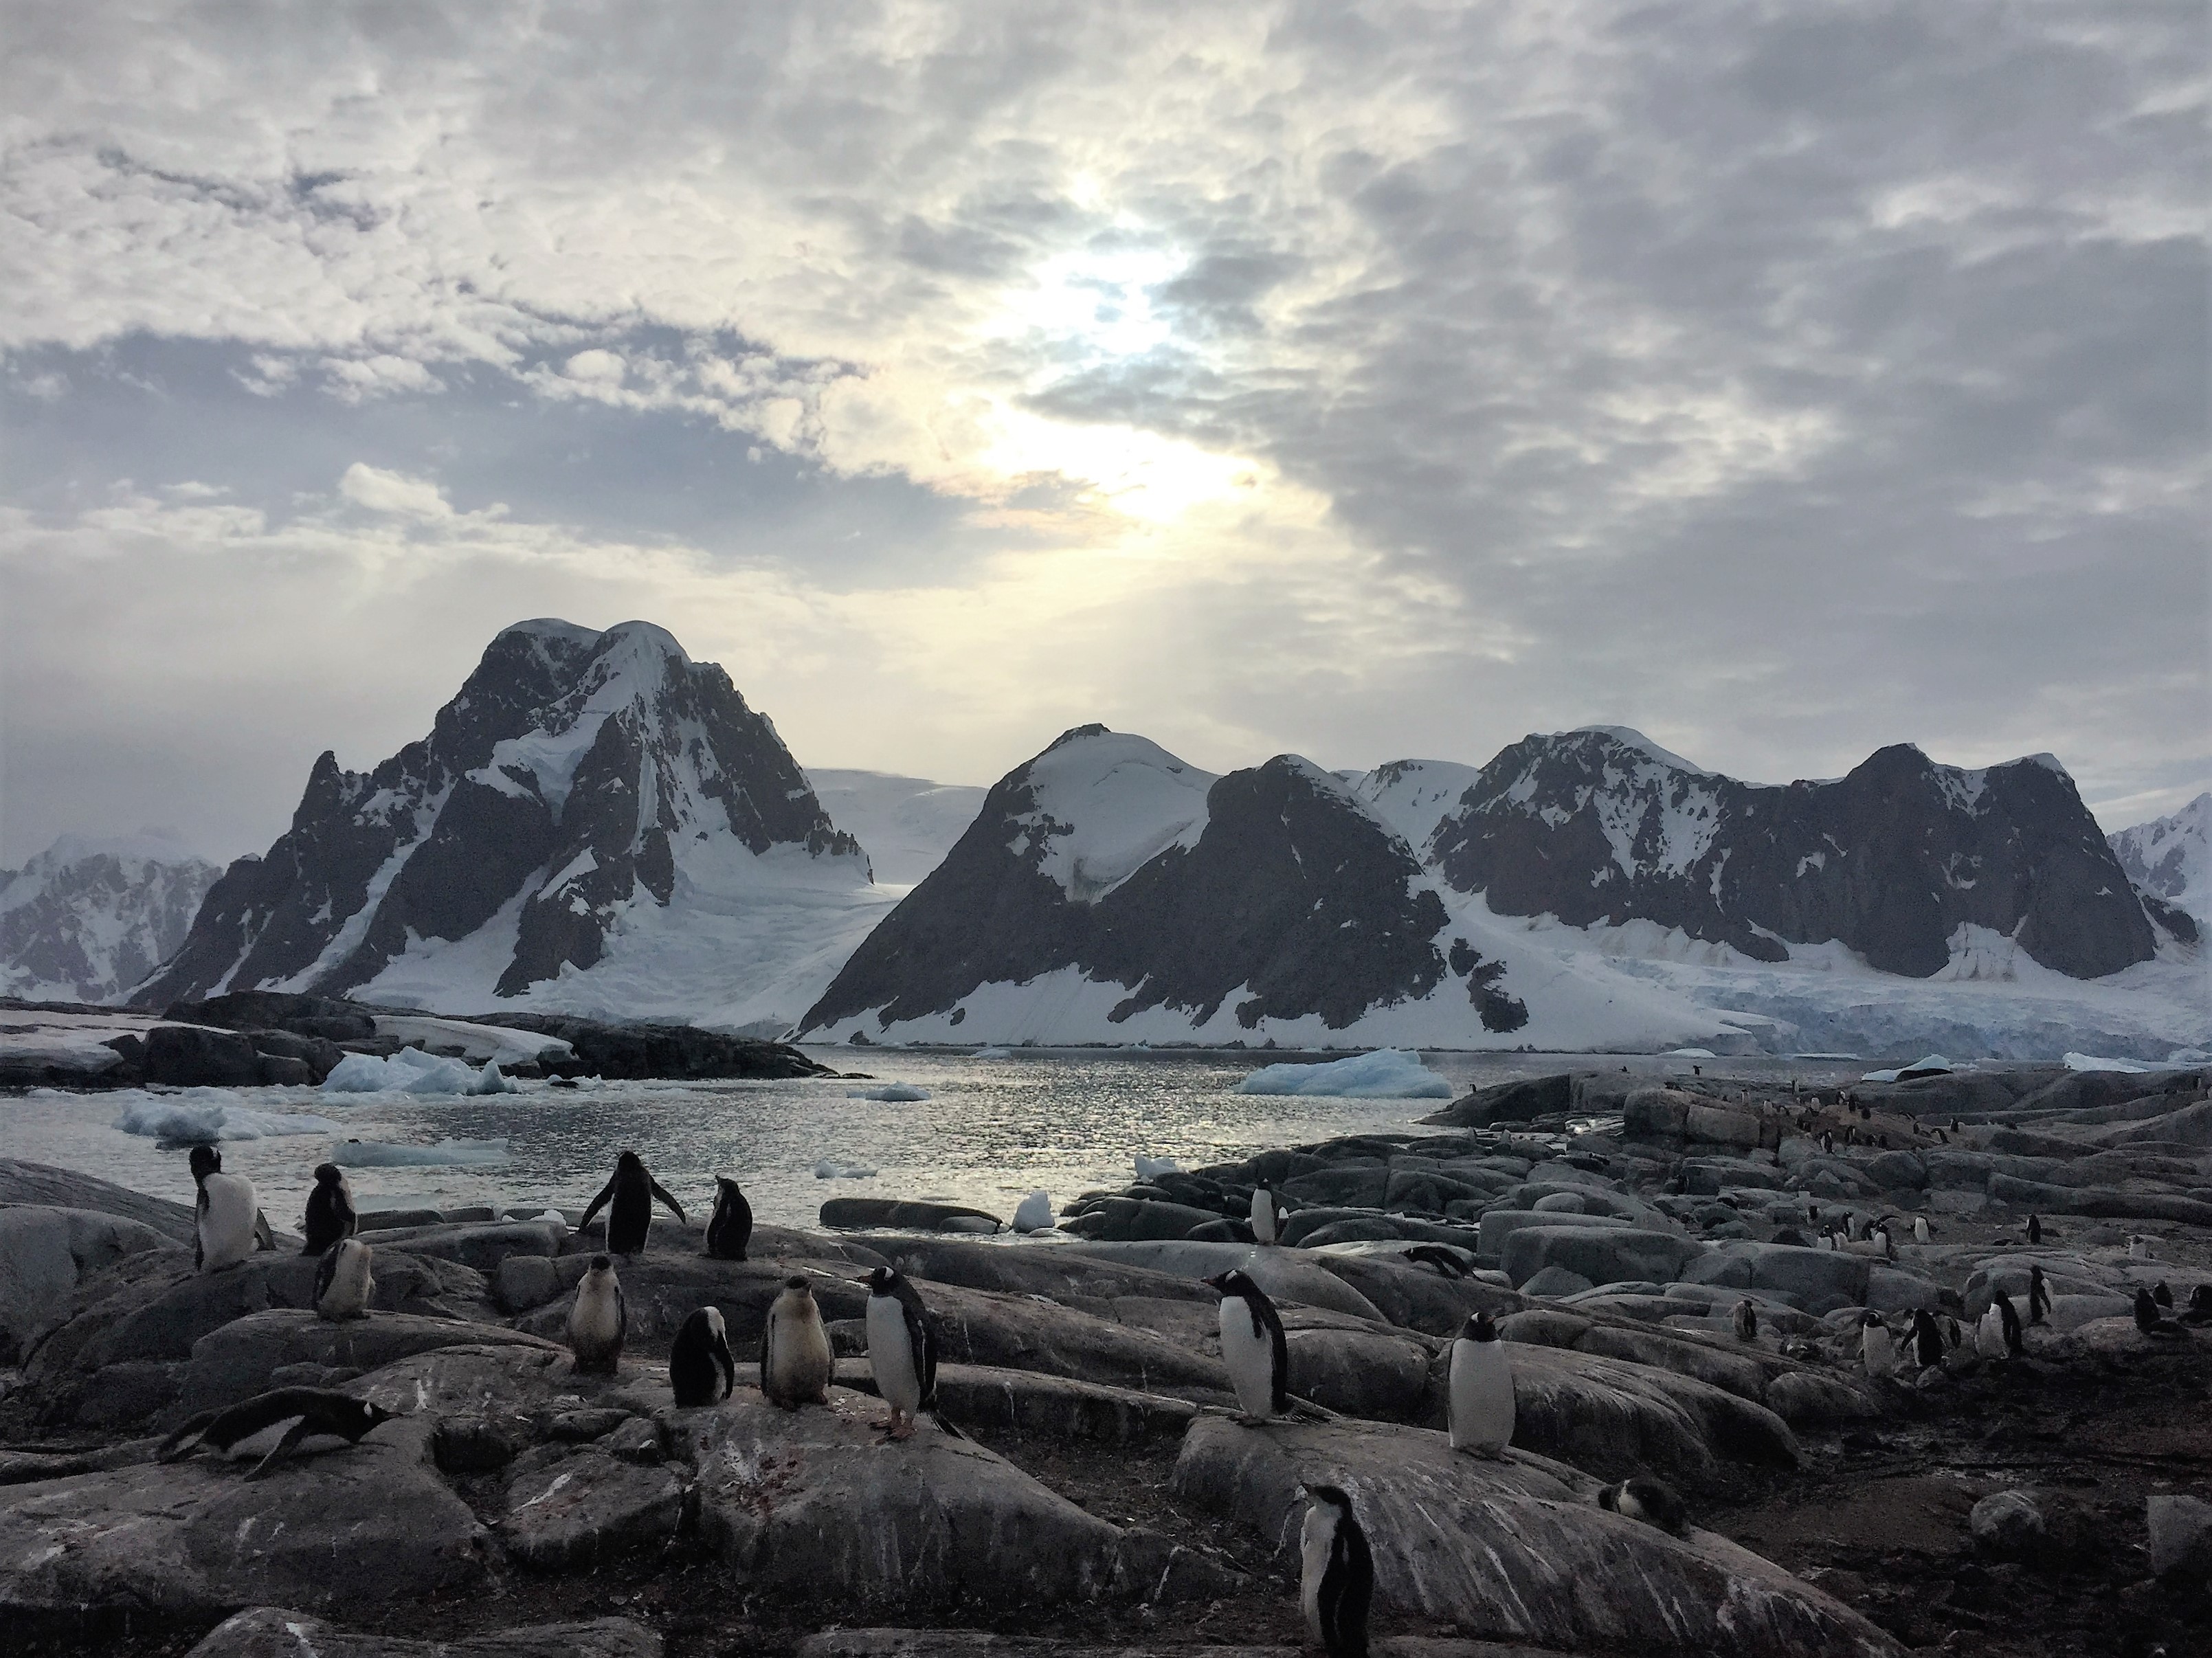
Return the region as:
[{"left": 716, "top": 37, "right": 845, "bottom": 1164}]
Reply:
[
  {"left": 1667, "top": 1047, "right": 1717, "bottom": 1059},
  {"left": 1013, "top": 1191, "right": 1057, "bottom": 1233},
  {"left": 814, "top": 1158, "right": 878, "bottom": 1178},
  {"left": 972, "top": 1046, "right": 1014, "bottom": 1060},
  {"left": 847, "top": 1084, "right": 930, "bottom": 1102},
  {"left": 113, "top": 1095, "right": 339, "bottom": 1141},
  {"left": 1134, "top": 1154, "right": 1183, "bottom": 1178},
  {"left": 323, "top": 1047, "right": 516, "bottom": 1095},
  {"left": 1860, "top": 1054, "right": 1956, "bottom": 1084},
  {"left": 2170, "top": 1046, "right": 2211, "bottom": 1065},
  {"left": 1233, "top": 1049, "right": 1454, "bottom": 1099},
  {"left": 2062, "top": 1052, "right": 2154, "bottom": 1073},
  {"left": 473, "top": 1060, "right": 520, "bottom": 1095},
  {"left": 332, "top": 1137, "right": 511, "bottom": 1167}
]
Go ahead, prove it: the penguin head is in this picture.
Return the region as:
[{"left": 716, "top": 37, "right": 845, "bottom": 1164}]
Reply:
[
  {"left": 313, "top": 1163, "right": 342, "bottom": 1187},
  {"left": 188, "top": 1144, "right": 221, "bottom": 1182},
  {"left": 588, "top": 1253, "right": 613, "bottom": 1274},
  {"left": 1459, "top": 1311, "right": 1499, "bottom": 1343},
  {"left": 866, "top": 1266, "right": 902, "bottom": 1296},
  {"left": 1204, "top": 1269, "right": 1259, "bottom": 1300},
  {"left": 350, "top": 1398, "right": 396, "bottom": 1433},
  {"left": 616, "top": 1150, "right": 644, "bottom": 1173},
  {"left": 783, "top": 1275, "right": 814, "bottom": 1297},
  {"left": 717, "top": 1176, "right": 744, "bottom": 1198},
  {"left": 1299, "top": 1482, "right": 1356, "bottom": 1518}
]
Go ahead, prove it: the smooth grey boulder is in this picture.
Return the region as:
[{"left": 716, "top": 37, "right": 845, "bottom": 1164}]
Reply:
[
  {"left": 0, "top": 1416, "right": 487, "bottom": 1620},
  {"left": 832, "top": 1358, "right": 1200, "bottom": 1444},
  {"left": 1282, "top": 1317, "right": 1433, "bottom": 1422},
  {"left": 2147, "top": 1492, "right": 2212, "bottom": 1581},
  {"left": 0, "top": 1206, "right": 170, "bottom": 1363},
  {"left": 183, "top": 1607, "right": 660, "bottom": 1657},
  {"left": 1986, "top": 1174, "right": 2212, "bottom": 1226},
  {"left": 1864, "top": 1266, "right": 1952, "bottom": 1315},
  {"left": 1280, "top": 1165, "right": 1389, "bottom": 1208},
  {"left": 678, "top": 1387, "right": 1229, "bottom": 1609},
  {"left": 1476, "top": 1209, "right": 1637, "bottom": 1262},
  {"left": 1057, "top": 1240, "right": 1386, "bottom": 1321},
  {"left": 1499, "top": 1226, "right": 1704, "bottom": 1291},
  {"left": 1519, "top": 1266, "right": 1596, "bottom": 1298},
  {"left": 142, "top": 1023, "right": 262, "bottom": 1086},
  {"left": 354, "top": 1220, "right": 567, "bottom": 1272},
  {"left": 1057, "top": 1196, "right": 1222, "bottom": 1241},
  {"left": 1969, "top": 1490, "right": 2044, "bottom": 1560},
  {"left": 875, "top": 1238, "right": 1215, "bottom": 1306},
  {"left": 1500, "top": 1341, "right": 1798, "bottom": 1487},
  {"left": 0, "top": 1158, "right": 199, "bottom": 1244},
  {"left": 1857, "top": 1150, "right": 1927, "bottom": 1189},
  {"left": 821, "top": 1198, "right": 1004, "bottom": 1233},
  {"left": 177, "top": 1310, "right": 563, "bottom": 1415},
  {"left": 1170, "top": 1416, "right": 1899, "bottom": 1657},
  {"left": 1684, "top": 1243, "right": 1870, "bottom": 1313},
  {"left": 498, "top": 1446, "right": 684, "bottom": 1571},
  {"left": 1299, "top": 1250, "right": 1521, "bottom": 1336}
]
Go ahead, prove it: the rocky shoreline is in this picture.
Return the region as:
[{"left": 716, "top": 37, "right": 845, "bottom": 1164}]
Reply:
[{"left": 1, "top": 1059, "right": 2207, "bottom": 1657}]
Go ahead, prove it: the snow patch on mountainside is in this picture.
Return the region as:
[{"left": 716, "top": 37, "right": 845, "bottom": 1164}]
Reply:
[
  {"left": 1344, "top": 759, "right": 1483, "bottom": 859},
  {"left": 1012, "top": 730, "right": 1218, "bottom": 904},
  {"left": 2111, "top": 792, "right": 2211, "bottom": 926},
  {"left": 805, "top": 769, "right": 987, "bottom": 886},
  {"left": 0, "top": 833, "right": 221, "bottom": 1004}
]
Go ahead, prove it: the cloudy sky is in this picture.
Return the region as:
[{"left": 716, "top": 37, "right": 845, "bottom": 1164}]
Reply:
[{"left": 2, "top": 0, "right": 2203, "bottom": 866}]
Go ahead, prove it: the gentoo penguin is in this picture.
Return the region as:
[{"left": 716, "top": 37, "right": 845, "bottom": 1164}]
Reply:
[
  {"left": 762, "top": 1276, "right": 834, "bottom": 1408},
  {"left": 2180, "top": 1284, "right": 2212, "bottom": 1325},
  {"left": 1299, "top": 1484, "right": 1374, "bottom": 1658},
  {"left": 1996, "top": 1290, "right": 2024, "bottom": 1358},
  {"left": 301, "top": 1163, "right": 357, "bottom": 1255},
  {"left": 1447, "top": 1312, "right": 1515, "bottom": 1457},
  {"left": 1250, "top": 1180, "right": 1281, "bottom": 1246},
  {"left": 566, "top": 1255, "right": 626, "bottom": 1376},
  {"left": 2028, "top": 1264, "right": 2051, "bottom": 1324},
  {"left": 1912, "top": 1216, "right": 1931, "bottom": 1245},
  {"left": 1403, "top": 1244, "right": 1471, "bottom": 1279},
  {"left": 1821, "top": 1131, "right": 1835, "bottom": 1155},
  {"left": 1206, "top": 1269, "right": 1289, "bottom": 1422},
  {"left": 2133, "top": 1288, "right": 2186, "bottom": 1339},
  {"left": 191, "top": 1144, "right": 259, "bottom": 1273},
  {"left": 1598, "top": 1475, "right": 1687, "bottom": 1533},
  {"left": 1861, "top": 1312, "right": 1899, "bottom": 1380},
  {"left": 669, "top": 1306, "right": 736, "bottom": 1407},
  {"left": 704, "top": 1176, "right": 753, "bottom": 1262},
  {"left": 864, "top": 1264, "right": 960, "bottom": 1438},
  {"left": 2026, "top": 1214, "right": 2043, "bottom": 1246},
  {"left": 2153, "top": 1281, "right": 2174, "bottom": 1308},
  {"left": 1731, "top": 1299, "right": 1758, "bottom": 1343},
  {"left": 1910, "top": 1308, "right": 1945, "bottom": 1368},
  {"left": 1975, "top": 1300, "right": 2009, "bottom": 1359},
  {"left": 158, "top": 1386, "right": 394, "bottom": 1480},
  {"left": 579, "top": 1150, "right": 686, "bottom": 1255},
  {"left": 313, "top": 1236, "right": 373, "bottom": 1321}
]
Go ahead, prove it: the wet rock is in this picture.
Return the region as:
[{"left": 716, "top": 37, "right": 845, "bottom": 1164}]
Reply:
[
  {"left": 1058, "top": 1197, "right": 1221, "bottom": 1241},
  {"left": 1763, "top": 1369, "right": 1884, "bottom": 1426},
  {"left": 355, "top": 1220, "right": 567, "bottom": 1273},
  {"left": 1171, "top": 1416, "right": 1898, "bottom": 1657},
  {"left": 2147, "top": 1493, "right": 2212, "bottom": 1582},
  {"left": 1865, "top": 1266, "right": 1953, "bottom": 1315},
  {"left": 1297, "top": 1218, "right": 1408, "bottom": 1245},
  {"left": 183, "top": 1607, "right": 660, "bottom": 1657},
  {"left": 1970, "top": 1490, "right": 2045, "bottom": 1560},
  {"left": 1280, "top": 1165, "right": 1389, "bottom": 1208},
  {"left": 175, "top": 1310, "right": 563, "bottom": 1415},
  {"left": 1424, "top": 1072, "right": 1576, "bottom": 1128},
  {"left": 0, "top": 1158, "right": 199, "bottom": 1246},
  {"left": 1499, "top": 1226, "right": 1705, "bottom": 1291},
  {"left": 875, "top": 1239, "right": 1214, "bottom": 1307},
  {"left": 432, "top": 1415, "right": 525, "bottom": 1474},
  {"left": 821, "top": 1198, "right": 1005, "bottom": 1233},
  {"left": 1281, "top": 1319, "right": 1433, "bottom": 1420},
  {"left": 1475, "top": 1208, "right": 1638, "bottom": 1259},
  {"left": 1519, "top": 1266, "right": 1596, "bottom": 1298},
  {"left": 1986, "top": 1174, "right": 2212, "bottom": 1226},
  {"left": 0, "top": 1206, "right": 170, "bottom": 1363},
  {"left": 1301, "top": 1250, "right": 1521, "bottom": 1336},
  {"left": 1058, "top": 1241, "right": 1386, "bottom": 1321},
  {"left": 497, "top": 1254, "right": 563, "bottom": 1312},
  {"left": 142, "top": 1024, "right": 262, "bottom": 1086},
  {"left": 1682, "top": 1243, "right": 1871, "bottom": 1313},
  {"left": 498, "top": 1446, "right": 684, "bottom": 1571}
]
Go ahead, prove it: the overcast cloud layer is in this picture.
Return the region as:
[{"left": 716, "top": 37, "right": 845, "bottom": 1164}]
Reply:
[{"left": 2, "top": 0, "right": 2204, "bottom": 864}]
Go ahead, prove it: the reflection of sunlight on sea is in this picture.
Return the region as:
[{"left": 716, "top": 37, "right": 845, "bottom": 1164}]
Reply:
[{"left": 8, "top": 1049, "right": 1872, "bottom": 1235}]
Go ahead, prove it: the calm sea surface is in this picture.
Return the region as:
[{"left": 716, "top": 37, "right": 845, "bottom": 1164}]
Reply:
[{"left": 4, "top": 1048, "right": 1870, "bottom": 1235}]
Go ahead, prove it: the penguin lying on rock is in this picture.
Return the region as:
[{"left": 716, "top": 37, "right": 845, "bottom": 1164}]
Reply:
[
  {"left": 1403, "top": 1244, "right": 1471, "bottom": 1279},
  {"left": 1598, "top": 1476, "right": 1688, "bottom": 1534},
  {"left": 158, "top": 1387, "right": 394, "bottom": 1480},
  {"left": 2134, "top": 1288, "right": 2187, "bottom": 1340}
]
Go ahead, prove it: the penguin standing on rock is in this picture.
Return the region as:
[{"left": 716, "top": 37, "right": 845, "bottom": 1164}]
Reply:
[
  {"left": 1250, "top": 1180, "right": 1281, "bottom": 1246},
  {"left": 2028, "top": 1264, "right": 2051, "bottom": 1325},
  {"left": 2027, "top": 1214, "right": 2043, "bottom": 1246},
  {"left": 2153, "top": 1281, "right": 2174, "bottom": 1309},
  {"left": 1447, "top": 1312, "right": 1515, "bottom": 1456},
  {"left": 1299, "top": 1484, "right": 1374, "bottom": 1658},
  {"left": 2179, "top": 1285, "right": 2212, "bottom": 1326},
  {"left": 762, "top": 1277, "right": 834, "bottom": 1408},
  {"left": 1206, "top": 1268, "right": 1288, "bottom": 1423},
  {"left": 1912, "top": 1216, "right": 1931, "bottom": 1245},
  {"left": 670, "top": 1307, "right": 736, "bottom": 1407},
  {"left": 2134, "top": 1288, "right": 2186, "bottom": 1340},
  {"left": 704, "top": 1176, "right": 753, "bottom": 1261},
  {"left": 567, "top": 1255, "right": 626, "bottom": 1375},
  {"left": 1975, "top": 1300, "right": 2009, "bottom": 1359},
  {"left": 1860, "top": 1312, "right": 1899, "bottom": 1380},
  {"left": 313, "top": 1236, "right": 374, "bottom": 1321},
  {"left": 579, "top": 1150, "right": 686, "bottom": 1255},
  {"left": 864, "top": 1265, "right": 960, "bottom": 1439},
  {"left": 1996, "top": 1290, "right": 2024, "bottom": 1358},
  {"left": 190, "top": 1144, "right": 259, "bottom": 1273},
  {"left": 301, "top": 1163, "right": 357, "bottom": 1255},
  {"left": 1598, "top": 1476, "right": 1688, "bottom": 1533},
  {"left": 1731, "top": 1299, "right": 1758, "bottom": 1343},
  {"left": 1910, "top": 1309, "right": 1945, "bottom": 1368}
]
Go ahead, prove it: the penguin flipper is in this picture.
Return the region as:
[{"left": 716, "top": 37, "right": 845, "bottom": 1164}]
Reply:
[
  {"left": 244, "top": 1418, "right": 317, "bottom": 1481},
  {"left": 579, "top": 1176, "right": 618, "bottom": 1232},
  {"left": 649, "top": 1179, "right": 687, "bottom": 1224},
  {"left": 313, "top": 1246, "right": 339, "bottom": 1308},
  {"left": 157, "top": 1409, "right": 222, "bottom": 1464}
]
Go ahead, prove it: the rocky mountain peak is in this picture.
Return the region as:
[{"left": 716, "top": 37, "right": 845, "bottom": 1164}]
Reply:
[{"left": 1, "top": 834, "right": 222, "bottom": 1004}]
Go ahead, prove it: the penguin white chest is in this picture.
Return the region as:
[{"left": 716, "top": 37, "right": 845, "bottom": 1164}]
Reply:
[
  {"left": 1447, "top": 1338, "right": 1515, "bottom": 1455},
  {"left": 318, "top": 1242, "right": 373, "bottom": 1319},
  {"left": 1299, "top": 1503, "right": 1337, "bottom": 1646},
  {"left": 570, "top": 1282, "right": 621, "bottom": 1345},
  {"left": 1975, "top": 1307, "right": 2007, "bottom": 1358},
  {"left": 1218, "top": 1300, "right": 1276, "bottom": 1418},
  {"left": 199, "top": 1174, "right": 257, "bottom": 1271},
  {"left": 867, "top": 1296, "right": 922, "bottom": 1415},
  {"left": 1862, "top": 1324, "right": 1895, "bottom": 1377},
  {"left": 1250, "top": 1189, "right": 1277, "bottom": 1245}
]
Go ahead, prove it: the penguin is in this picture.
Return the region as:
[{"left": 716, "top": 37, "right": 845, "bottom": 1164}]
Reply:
[
  {"left": 1822, "top": 1132, "right": 1835, "bottom": 1155},
  {"left": 2153, "top": 1281, "right": 2174, "bottom": 1308},
  {"left": 762, "top": 1276, "right": 834, "bottom": 1408},
  {"left": 1205, "top": 1268, "right": 1288, "bottom": 1422},
  {"left": 1912, "top": 1216, "right": 1930, "bottom": 1245},
  {"left": 2179, "top": 1284, "right": 2212, "bottom": 1325},
  {"left": 1731, "top": 1299, "right": 1758, "bottom": 1343},
  {"left": 1299, "top": 1483, "right": 1374, "bottom": 1658},
  {"left": 2028, "top": 1264, "right": 2051, "bottom": 1325},
  {"left": 1250, "top": 1180, "right": 1281, "bottom": 1246},
  {"left": 864, "top": 1264, "right": 961, "bottom": 1439},
  {"left": 313, "top": 1236, "right": 373, "bottom": 1321},
  {"left": 704, "top": 1176, "right": 753, "bottom": 1262},
  {"left": 1942, "top": 1314, "right": 1963, "bottom": 1349},
  {"left": 157, "top": 1387, "right": 393, "bottom": 1480},
  {"left": 1975, "top": 1301, "right": 2008, "bottom": 1359},
  {"left": 1996, "top": 1290, "right": 2024, "bottom": 1358},
  {"left": 1861, "top": 1312, "right": 1899, "bottom": 1380},
  {"left": 191, "top": 1144, "right": 259, "bottom": 1274},
  {"left": 2133, "top": 1288, "right": 2186, "bottom": 1339},
  {"left": 669, "top": 1306, "right": 736, "bottom": 1407},
  {"left": 1910, "top": 1308, "right": 1944, "bottom": 1368},
  {"left": 301, "top": 1163, "right": 357, "bottom": 1256},
  {"left": 1446, "top": 1312, "right": 1515, "bottom": 1456},
  {"left": 2130, "top": 1235, "right": 2156, "bottom": 1260},
  {"left": 2026, "top": 1213, "right": 2042, "bottom": 1246},
  {"left": 1598, "top": 1475, "right": 1687, "bottom": 1533},
  {"left": 579, "top": 1150, "right": 686, "bottom": 1255},
  {"left": 566, "top": 1255, "right": 626, "bottom": 1376},
  {"left": 1403, "top": 1244, "right": 1470, "bottom": 1279}
]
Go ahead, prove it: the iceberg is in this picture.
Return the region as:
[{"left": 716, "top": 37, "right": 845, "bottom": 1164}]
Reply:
[
  {"left": 1233, "top": 1049, "right": 1454, "bottom": 1099},
  {"left": 113, "top": 1095, "right": 339, "bottom": 1142},
  {"left": 323, "top": 1047, "right": 519, "bottom": 1096},
  {"left": 332, "top": 1137, "right": 511, "bottom": 1167},
  {"left": 1860, "top": 1054, "right": 1956, "bottom": 1084},
  {"left": 1134, "top": 1154, "right": 1183, "bottom": 1178},
  {"left": 814, "top": 1158, "right": 878, "bottom": 1178},
  {"left": 847, "top": 1084, "right": 931, "bottom": 1102},
  {"left": 2062, "top": 1052, "right": 2154, "bottom": 1074}
]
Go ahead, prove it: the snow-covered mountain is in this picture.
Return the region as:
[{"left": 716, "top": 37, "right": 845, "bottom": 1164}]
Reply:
[
  {"left": 803, "top": 770, "right": 988, "bottom": 887},
  {"left": 2110, "top": 793, "right": 2211, "bottom": 928},
  {"left": 1340, "top": 759, "right": 1484, "bottom": 862},
  {"left": 0, "top": 833, "right": 221, "bottom": 1005},
  {"left": 799, "top": 726, "right": 1747, "bottom": 1050},
  {"left": 134, "top": 620, "right": 900, "bottom": 1034}
]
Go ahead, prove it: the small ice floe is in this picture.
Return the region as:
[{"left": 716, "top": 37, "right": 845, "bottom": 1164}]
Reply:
[
  {"left": 2062, "top": 1052, "right": 2153, "bottom": 1074},
  {"left": 1233, "top": 1049, "right": 1453, "bottom": 1099},
  {"left": 972, "top": 1046, "right": 1014, "bottom": 1060},
  {"left": 331, "top": 1137, "right": 511, "bottom": 1168},
  {"left": 1860, "top": 1054, "right": 1955, "bottom": 1084},
  {"left": 112, "top": 1093, "right": 339, "bottom": 1142},
  {"left": 1013, "top": 1191, "right": 1057, "bottom": 1233},
  {"left": 847, "top": 1084, "right": 930, "bottom": 1102},
  {"left": 1134, "top": 1154, "right": 1183, "bottom": 1179},
  {"left": 322, "top": 1048, "right": 518, "bottom": 1096},
  {"left": 814, "top": 1159, "right": 878, "bottom": 1179},
  {"left": 1667, "top": 1047, "right": 1718, "bottom": 1059}
]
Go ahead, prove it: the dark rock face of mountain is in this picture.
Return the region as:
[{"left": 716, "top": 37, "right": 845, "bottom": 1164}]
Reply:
[
  {"left": 0, "top": 839, "right": 219, "bottom": 1004},
  {"left": 135, "top": 620, "right": 861, "bottom": 1007},
  {"left": 1427, "top": 730, "right": 2156, "bottom": 980},
  {"left": 802, "top": 731, "right": 1468, "bottom": 1035}
]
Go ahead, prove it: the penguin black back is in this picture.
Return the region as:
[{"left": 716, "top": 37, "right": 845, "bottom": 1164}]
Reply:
[
  {"left": 1600, "top": 1475, "right": 1688, "bottom": 1533},
  {"left": 2153, "top": 1281, "right": 2174, "bottom": 1308},
  {"left": 301, "top": 1163, "right": 357, "bottom": 1255},
  {"left": 2028, "top": 1264, "right": 2050, "bottom": 1324},
  {"left": 157, "top": 1387, "right": 394, "bottom": 1480},
  {"left": 2026, "top": 1213, "right": 2042, "bottom": 1245},
  {"left": 669, "top": 1306, "right": 737, "bottom": 1407},
  {"left": 1302, "top": 1483, "right": 1373, "bottom": 1658},
  {"left": 705, "top": 1176, "right": 753, "bottom": 1261},
  {"left": 1910, "top": 1309, "right": 1944, "bottom": 1367},
  {"left": 1207, "top": 1268, "right": 1290, "bottom": 1416},
  {"left": 2134, "top": 1288, "right": 2185, "bottom": 1338},
  {"left": 1403, "top": 1244, "right": 1468, "bottom": 1279},
  {"left": 1995, "top": 1290, "right": 2023, "bottom": 1357},
  {"left": 580, "top": 1150, "right": 687, "bottom": 1255}
]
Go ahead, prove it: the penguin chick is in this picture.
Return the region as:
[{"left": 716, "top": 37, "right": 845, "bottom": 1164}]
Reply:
[
  {"left": 301, "top": 1163, "right": 357, "bottom": 1256},
  {"left": 1731, "top": 1299, "right": 1758, "bottom": 1343},
  {"left": 1205, "top": 1268, "right": 1288, "bottom": 1423},
  {"left": 2134, "top": 1288, "right": 2186, "bottom": 1339},
  {"left": 1447, "top": 1312, "right": 1514, "bottom": 1457},
  {"left": 313, "top": 1236, "right": 373, "bottom": 1321},
  {"left": 1598, "top": 1476, "right": 1688, "bottom": 1534},
  {"left": 762, "top": 1276, "right": 834, "bottom": 1408},
  {"left": 1299, "top": 1484, "right": 1374, "bottom": 1658},
  {"left": 567, "top": 1255, "right": 626, "bottom": 1376},
  {"left": 669, "top": 1306, "right": 736, "bottom": 1407}
]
